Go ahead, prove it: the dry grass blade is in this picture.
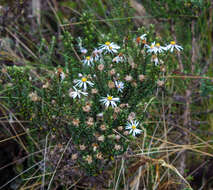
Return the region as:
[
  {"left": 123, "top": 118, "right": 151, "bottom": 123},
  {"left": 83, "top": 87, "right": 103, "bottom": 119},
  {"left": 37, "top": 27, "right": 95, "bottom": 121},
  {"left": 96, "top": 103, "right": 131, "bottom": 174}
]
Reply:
[
  {"left": 5, "top": 27, "right": 38, "bottom": 60},
  {"left": 0, "top": 104, "right": 29, "bottom": 153},
  {"left": 0, "top": 160, "right": 43, "bottom": 190},
  {"left": 0, "top": 131, "right": 29, "bottom": 144},
  {"left": 20, "top": 166, "right": 42, "bottom": 189},
  {"left": 47, "top": 137, "right": 72, "bottom": 190},
  {"left": 0, "top": 103, "right": 40, "bottom": 150},
  {"left": 158, "top": 159, "right": 193, "bottom": 189},
  {"left": 0, "top": 146, "right": 54, "bottom": 171},
  {"left": 114, "top": 158, "right": 125, "bottom": 190},
  {"left": 20, "top": 182, "right": 42, "bottom": 190},
  {"left": 41, "top": 133, "right": 50, "bottom": 190}
]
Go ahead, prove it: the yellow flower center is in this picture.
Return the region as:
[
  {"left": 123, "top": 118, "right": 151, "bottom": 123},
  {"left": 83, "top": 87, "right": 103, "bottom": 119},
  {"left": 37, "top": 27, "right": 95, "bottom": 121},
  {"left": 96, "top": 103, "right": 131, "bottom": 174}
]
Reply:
[
  {"left": 81, "top": 77, "right": 87, "bottom": 82},
  {"left": 155, "top": 43, "right": 160, "bottom": 47},
  {"left": 150, "top": 44, "right": 155, "bottom": 49},
  {"left": 170, "top": 41, "right": 176, "bottom": 45},
  {"left": 132, "top": 125, "right": 136, "bottom": 130},
  {"left": 107, "top": 96, "right": 113, "bottom": 101},
  {"left": 105, "top": 41, "right": 111, "bottom": 46},
  {"left": 118, "top": 85, "right": 120, "bottom": 88},
  {"left": 109, "top": 46, "right": 113, "bottom": 50},
  {"left": 86, "top": 56, "right": 90, "bottom": 60}
]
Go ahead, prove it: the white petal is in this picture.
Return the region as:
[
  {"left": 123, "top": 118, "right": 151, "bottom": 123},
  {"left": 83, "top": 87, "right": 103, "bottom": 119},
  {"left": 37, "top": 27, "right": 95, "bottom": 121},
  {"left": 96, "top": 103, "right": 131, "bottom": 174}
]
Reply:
[
  {"left": 125, "top": 126, "right": 131, "bottom": 130},
  {"left": 77, "top": 93, "right": 81, "bottom": 98},
  {"left": 81, "top": 91, "right": 88, "bottom": 96},
  {"left": 132, "top": 131, "right": 136, "bottom": 136},
  {"left": 83, "top": 83, "right": 87, "bottom": 91},
  {"left": 87, "top": 81, "right": 94, "bottom": 86},
  {"left": 111, "top": 101, "right": 117, "bottom": 108},
  {"left": 112, "top": 97, "right": 120, "bottom": 102},
  {"left": 105, "top": 101, "right": 110, "bottom": 107},
  {"left": 73, "top": 86, "right": 77, "bottom": 91}
]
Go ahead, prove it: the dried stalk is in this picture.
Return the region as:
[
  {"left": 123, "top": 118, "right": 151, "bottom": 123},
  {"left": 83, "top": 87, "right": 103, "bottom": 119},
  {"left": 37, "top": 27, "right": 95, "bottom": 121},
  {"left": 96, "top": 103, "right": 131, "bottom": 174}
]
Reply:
[
  {"left": 32, "top": 0, "right": 41, "bottom": 25},
  {"left": 171, "top": 20, "right": 184, "bottom": 72},
  {"left": 178, "top": 19, "right": 197, "bottom": 189}
]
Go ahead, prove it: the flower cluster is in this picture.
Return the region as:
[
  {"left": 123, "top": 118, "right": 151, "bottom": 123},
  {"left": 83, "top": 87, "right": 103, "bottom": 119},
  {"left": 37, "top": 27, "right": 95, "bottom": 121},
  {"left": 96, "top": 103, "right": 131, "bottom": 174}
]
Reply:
[
  {"left": 68, "top": 35, "right": 185, "bottom": 151},
  {"left": 4, "top": 31, "right": 184, "bottom": 176},
  {"left": 63, "top": 38, "right": 153, "bottom": 169},
  {"left": 82, "top": 41, "right": 121, "bottom": 66},
  {"left": 137, "top": 35, "right": 183, "bottom": 54},
  {"left": 72, "top": 40, "right": 142, "bottom": 134},
  {"left": 136, "top": 34, "right": 183, "bottom": 65}
]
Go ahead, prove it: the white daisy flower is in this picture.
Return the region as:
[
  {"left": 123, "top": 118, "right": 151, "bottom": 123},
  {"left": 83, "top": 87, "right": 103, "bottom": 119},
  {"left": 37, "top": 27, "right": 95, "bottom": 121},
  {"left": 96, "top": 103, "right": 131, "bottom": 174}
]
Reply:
[
  {"left": 60, "top": 72, "right": 65, "bottom": 81},
  {"left": 77, "top": 37, "right": 87, "bottom": 54},
  {"left": 140, "top": 34, "right": 147, "bottom": 40},
  {"left": 166, "top": 41, "right": 183, "bottom": 52},
  {"left": 92, "top": 48, "right": 103, "bottom": 61},
  {"left": 112, "top": 53, "right": 125, "bottom": 63},
  {"left": 80, "top": 47, "right": 88, "bottom": 54},
  {"left": 69, "top": 86, "right": 88, "bottom": 99},
  {"left": 74, "top": 75, "right": 94, "bottom": 91},
  {"left": 99, "top": 41, "right": 120, "bottom": 54},
  {"left": 83, "top": 56, "right": 94, "bottom": 66},
  {"left": 56, "top": 68, "right": 65, "bottom": 81},
  {"left": 115, "top": 81, "right": 124, "bottom": 92},
  {"left": 100, "top": 95, "right": 120, "bottom": 108},
  {"left": 151, "top": 55, "right": 159, "bottom": 66},
  {"left": 125, "top": 120, "right": 142, "bottom": 137},
  {"left": 146, "top": 42, "right": 165, "bottom": 54}
]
